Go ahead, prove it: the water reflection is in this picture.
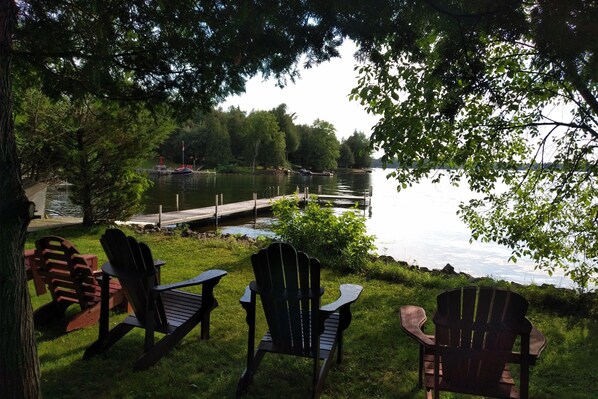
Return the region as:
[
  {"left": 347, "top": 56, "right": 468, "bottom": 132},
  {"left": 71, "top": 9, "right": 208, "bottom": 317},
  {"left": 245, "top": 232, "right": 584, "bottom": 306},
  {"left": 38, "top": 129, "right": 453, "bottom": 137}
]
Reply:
[{"left": 46, "top": 169, "right": 575, "bottom": 288}]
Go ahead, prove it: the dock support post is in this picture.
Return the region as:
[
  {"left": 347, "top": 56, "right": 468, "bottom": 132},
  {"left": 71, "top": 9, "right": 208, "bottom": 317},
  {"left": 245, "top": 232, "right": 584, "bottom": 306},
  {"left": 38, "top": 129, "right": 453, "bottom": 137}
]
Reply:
[
  {"left": 220, "top": 193, "right": 223, "bottom": 205},
  {"left": 158, "top": 205, "right": 162, "bottom": 228},
  {"left": 253, "top": 193, "right": 257, "bottom": 220},
  {"left": 215, "top": 195, "right": 219, "bottom": 229},
  {"left": 176, "top": 194, "right": 179, "bottom": 211}
]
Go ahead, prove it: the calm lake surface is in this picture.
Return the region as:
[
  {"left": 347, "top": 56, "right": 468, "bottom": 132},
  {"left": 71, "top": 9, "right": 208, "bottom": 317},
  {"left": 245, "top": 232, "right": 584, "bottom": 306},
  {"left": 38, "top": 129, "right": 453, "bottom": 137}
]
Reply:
[{"left": 46, "top": 168, "right": 574, "bottom": 288}]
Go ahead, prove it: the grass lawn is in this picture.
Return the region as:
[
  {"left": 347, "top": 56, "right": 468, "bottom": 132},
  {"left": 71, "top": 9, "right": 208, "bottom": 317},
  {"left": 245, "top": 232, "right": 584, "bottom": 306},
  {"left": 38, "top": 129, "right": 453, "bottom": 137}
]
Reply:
[{"left": 26, "top": 226, "right": 598, "bottom": 398}]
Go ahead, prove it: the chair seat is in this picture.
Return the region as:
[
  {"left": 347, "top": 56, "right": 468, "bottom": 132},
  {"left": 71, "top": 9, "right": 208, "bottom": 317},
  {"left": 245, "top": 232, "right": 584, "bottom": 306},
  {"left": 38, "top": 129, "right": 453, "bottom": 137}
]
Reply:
[
  {"left": 124, "top": 290, "right": 204, "bottom": 334},
  {"left": 258, "top": 312, "right": 340, "bottom": 360},
  {"left": 423, "top": 353, "right": 519, "bottom": 399}
]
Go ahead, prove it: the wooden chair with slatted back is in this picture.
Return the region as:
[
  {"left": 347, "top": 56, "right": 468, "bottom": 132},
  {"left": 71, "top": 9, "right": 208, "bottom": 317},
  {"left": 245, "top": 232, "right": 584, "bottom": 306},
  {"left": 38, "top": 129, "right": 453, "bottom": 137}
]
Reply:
[
  {"left": 32, "top": 235, "right": 125, "bottom": 332},
  {"left": 83, "top": 228, "right": 227, "bottom": 370},
  {"left": 237, "top": 242, "right": 363, "bottom": 399},
  {"left": 400, "top": 286, "right": 547, "bottom": 399}
]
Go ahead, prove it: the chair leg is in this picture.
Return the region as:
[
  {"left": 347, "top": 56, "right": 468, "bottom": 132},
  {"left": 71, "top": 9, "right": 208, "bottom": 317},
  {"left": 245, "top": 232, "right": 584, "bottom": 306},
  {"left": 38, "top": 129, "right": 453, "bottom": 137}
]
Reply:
[
  {"left": 313, "top": 336, "right": 340, "bottom": 399},
  {"left": 200, "top": 309, "right": 211, "bottom": 340},
  {"left": 136, "top": 312, "right": 204, "bottom": 370},
  {"left": 418, "top": 345, "right": 424, "bottom": 389},
  {"left": 66, "top": 290, "right": 127, "bottom": 332},
  {"left": 83, "top": 323, "right": 135, "bottom": 359},
  {"left": 237, "top": 350, "right": 266, "bottom": 397},
  {"left": 336, "top": 332, "right": 343, "bottom": 364}
]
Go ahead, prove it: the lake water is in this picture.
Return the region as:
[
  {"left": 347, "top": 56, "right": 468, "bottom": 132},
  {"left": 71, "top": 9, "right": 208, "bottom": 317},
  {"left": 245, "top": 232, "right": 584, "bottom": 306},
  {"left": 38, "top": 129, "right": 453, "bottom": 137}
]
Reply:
[{"left": 46, "top": 169, "right": 575, "bottom": 288}]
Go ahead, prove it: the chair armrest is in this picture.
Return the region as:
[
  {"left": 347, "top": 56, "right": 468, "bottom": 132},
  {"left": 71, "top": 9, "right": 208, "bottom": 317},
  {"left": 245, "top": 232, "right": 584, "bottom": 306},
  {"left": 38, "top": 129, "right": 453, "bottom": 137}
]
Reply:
[
  {"left": 152, "top": 269, "right": 227, "bottom": 293},
  {"left": 400, "top": 305, "right": 434, "bottom": 347},
  {"left": 319, "top": 284, "right": 362, "bottom": 332},
  {"left": 530, "top": 325, "right": 547, "bottom": 358},
  {"left": 321, "top": 284, "right": 363, "bottom": 313},
  {"left": 240, "top": 285, "right": 252, "bottom": 305}
]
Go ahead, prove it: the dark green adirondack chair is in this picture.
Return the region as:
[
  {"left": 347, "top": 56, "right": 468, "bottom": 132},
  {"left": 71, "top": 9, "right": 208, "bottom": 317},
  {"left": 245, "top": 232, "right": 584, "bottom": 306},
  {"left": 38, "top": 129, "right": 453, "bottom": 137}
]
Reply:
[
  {"left": 237, "top": 242, "right": 363, "bottom": 399},
  {"left": 400, "top": 287, "right": 547, "bottom": 399},
  {"left": 83, "top": 228, "right": 226, "bottom": 370}
]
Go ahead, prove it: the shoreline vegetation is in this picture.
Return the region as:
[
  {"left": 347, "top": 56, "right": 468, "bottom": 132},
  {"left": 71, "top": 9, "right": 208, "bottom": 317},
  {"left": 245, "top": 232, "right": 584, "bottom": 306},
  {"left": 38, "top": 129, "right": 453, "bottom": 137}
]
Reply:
[
  {"left": 25, "top": 225, "right": 598, "bottom": 398},
  {"left": 141, "top": 224, "right": 597, "bottom": 315},
  {"left": 139, "top": 162, "right": 375, "bottom": 176}
]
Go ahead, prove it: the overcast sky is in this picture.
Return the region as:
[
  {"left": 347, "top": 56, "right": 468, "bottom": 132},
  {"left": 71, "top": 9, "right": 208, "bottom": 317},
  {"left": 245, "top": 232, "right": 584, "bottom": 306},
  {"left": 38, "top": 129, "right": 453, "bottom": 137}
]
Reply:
[{"left": 219, "top": 40, "right": 379, "bottom": 141}]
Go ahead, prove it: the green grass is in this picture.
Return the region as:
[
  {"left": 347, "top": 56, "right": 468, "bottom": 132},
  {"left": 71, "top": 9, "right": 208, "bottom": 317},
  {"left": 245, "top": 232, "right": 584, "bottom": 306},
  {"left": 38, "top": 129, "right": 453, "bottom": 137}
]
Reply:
[{"left": 26, "top": 226, "right": 598, "bottom": 399}]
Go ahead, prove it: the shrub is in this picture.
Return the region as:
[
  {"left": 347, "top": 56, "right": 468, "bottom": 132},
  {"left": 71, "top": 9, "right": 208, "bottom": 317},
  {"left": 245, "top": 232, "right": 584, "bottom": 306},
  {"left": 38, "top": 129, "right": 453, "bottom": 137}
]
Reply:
[{"left": 271, "top": 196, "right": 376, "bottom": 272}]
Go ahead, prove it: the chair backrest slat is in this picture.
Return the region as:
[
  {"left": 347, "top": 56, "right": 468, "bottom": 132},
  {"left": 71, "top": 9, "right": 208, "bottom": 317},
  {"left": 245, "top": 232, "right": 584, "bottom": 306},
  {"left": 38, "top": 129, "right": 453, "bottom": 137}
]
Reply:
[{"left": 280, "top": 244, "right": 303, "bottom": 352}]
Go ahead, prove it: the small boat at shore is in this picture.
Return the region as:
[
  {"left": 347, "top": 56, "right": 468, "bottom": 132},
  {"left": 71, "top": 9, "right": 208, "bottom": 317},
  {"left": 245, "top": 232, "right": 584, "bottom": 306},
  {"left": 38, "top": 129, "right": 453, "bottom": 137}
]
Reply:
[
  {"left": 172, "top": 166, "right": 193, "bottom": 175},
  {"left": 300, "top": 168, "right": 333, "bottom": 176},
  {"left": 152, "top": 164, "right": 172, "bottom": 175}
]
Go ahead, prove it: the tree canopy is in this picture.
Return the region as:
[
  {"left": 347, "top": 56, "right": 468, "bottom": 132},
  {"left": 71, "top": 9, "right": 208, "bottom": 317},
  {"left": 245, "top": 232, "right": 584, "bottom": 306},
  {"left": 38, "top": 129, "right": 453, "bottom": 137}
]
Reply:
[
  {"left": 343, "top": 131, "right": 372, "bottom": 168},
  {"left": 351, "top": 0, "right": 598, "bottom": 288},
  {"left": 2, "top": 1, "right": 345, "bottom": 397},
  {"left": 293, "top": 119, "right": 340, "bottom": 171},
  {"left": 16, "top": 89, "right": 174, "bottom": 224},
  {"left": 15, "top": 0, "right": 343, "bottom": 109}
]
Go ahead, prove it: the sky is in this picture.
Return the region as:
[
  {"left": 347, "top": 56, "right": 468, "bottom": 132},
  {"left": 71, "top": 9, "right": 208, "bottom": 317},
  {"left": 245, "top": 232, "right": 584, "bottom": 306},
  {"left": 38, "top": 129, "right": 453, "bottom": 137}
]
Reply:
[{"left": 219, "top": 40, "right": 379, "bottom": 141}]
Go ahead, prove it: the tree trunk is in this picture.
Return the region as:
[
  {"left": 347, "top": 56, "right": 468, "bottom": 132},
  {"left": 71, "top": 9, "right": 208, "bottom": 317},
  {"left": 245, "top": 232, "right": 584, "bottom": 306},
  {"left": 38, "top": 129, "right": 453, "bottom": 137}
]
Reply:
[
  {"left": 75, "top": 129, "right": 95, "bottom": 226},
  {"left": 0, "top": 1, "right": 42, "bottom": 398}
]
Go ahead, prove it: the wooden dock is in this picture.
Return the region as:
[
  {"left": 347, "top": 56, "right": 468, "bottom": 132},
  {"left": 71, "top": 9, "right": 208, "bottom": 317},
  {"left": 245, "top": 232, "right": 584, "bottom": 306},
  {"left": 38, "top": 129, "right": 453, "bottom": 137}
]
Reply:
[
  {"left": 125, "top": 194, "right": 302, "bottom": 227},
  {"left": 124, "top": 189, "right": 370, "bottom": 228}
]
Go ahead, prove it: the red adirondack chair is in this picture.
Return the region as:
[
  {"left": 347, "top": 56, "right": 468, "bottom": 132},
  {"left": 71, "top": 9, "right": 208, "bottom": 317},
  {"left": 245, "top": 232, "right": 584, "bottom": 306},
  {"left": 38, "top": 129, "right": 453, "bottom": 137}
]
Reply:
[
  {"left": 33, "top": 236, "right": 125, "bottom": 332},
  {"left": 400, "top": 286, "right": 547, "bottom": 399}
]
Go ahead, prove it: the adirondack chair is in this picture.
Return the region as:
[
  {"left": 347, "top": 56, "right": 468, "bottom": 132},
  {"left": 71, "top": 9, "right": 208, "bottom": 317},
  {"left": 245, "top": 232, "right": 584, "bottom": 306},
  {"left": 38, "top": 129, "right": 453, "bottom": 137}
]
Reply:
[
  {"left": 400, "top": 286, "right": 547, "bottom": 399},
  {"left": 25, "top": 248, "right": 46, "bottom": 296},
  {"left": 32, "top": 236, "right": 125, "bottom": 332},
  {"left": 83, "top": 228, "right": 227, "bottom": 370},
  {"left": 237, "top": 242, "right": 363, "bottom": 399}
]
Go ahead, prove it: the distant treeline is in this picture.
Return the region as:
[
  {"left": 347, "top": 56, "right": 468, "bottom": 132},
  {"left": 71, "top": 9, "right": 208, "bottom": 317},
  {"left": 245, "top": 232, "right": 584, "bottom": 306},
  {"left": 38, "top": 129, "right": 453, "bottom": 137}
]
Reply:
[{"left": 159, "top": 104, "right": 373, "bottom": 172}]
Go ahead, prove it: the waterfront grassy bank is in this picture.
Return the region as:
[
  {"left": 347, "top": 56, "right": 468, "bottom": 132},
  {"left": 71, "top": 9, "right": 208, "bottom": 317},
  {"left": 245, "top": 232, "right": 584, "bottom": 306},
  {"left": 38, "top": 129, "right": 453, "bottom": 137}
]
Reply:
[{"left": 26, "top": 226, "right": 597, "bottom": 398}]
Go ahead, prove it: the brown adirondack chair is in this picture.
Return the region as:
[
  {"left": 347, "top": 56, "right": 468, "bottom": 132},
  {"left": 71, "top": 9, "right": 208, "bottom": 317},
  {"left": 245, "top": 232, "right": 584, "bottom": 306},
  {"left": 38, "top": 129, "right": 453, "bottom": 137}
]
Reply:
[
  {"left": 400, "top": 287, "right": 547, "bottom": 399},
  {"left": 237, "top": 242, "right": 363, "bottom": 399},
  {"left": 32, "top": 236, "right": 126, "bottom": 332},
  {"left": 25, "top": 248, "right": 46, "bottom": 296},
  {"left": 83, "top": 228, "right": 227, "bottom": 370}
]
